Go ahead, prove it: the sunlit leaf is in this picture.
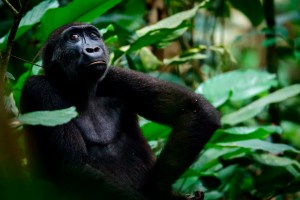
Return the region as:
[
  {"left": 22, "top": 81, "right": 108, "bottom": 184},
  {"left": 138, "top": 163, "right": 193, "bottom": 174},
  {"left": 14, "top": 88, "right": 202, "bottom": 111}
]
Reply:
[
  {"left": 216, "top": 139, "right": 300, "bottom": 154},
  {"left": 18, "top": 107, "right": 78, "bottom": 126},
  {"left": 254, "top": 154, "right": 300, "bottom": 168},
  {"left": 99, "top": 24, "right": 114, "bottom": 36},
  {"left": 210, "top": 126, "right": 282, "bottom": 143},
  {"left": 163, "top": 53, "right": 207, "bottom": 65},
  {"left": 128, "top": 3, "right": 209, "bottom": 52},
  {"left": 136, "top": 5, "right": 200, "bottom": 37},
  {"left": 0, "top": 0, "right": 58, "bottom": 50},
  {"left": 196, "top": 69, "right": 277, "bottom": 107},
  {"left": 40, "top": 0, "right": 121, "bottom": 40},
  {"left": 219, "top": 126, "right": 282, "bottom": 135},
  {"left": 222, "top": 84, "right": 300, "bottom": 125},
  {"left": 5, "top": 72, "right": 15, "bottom": 80},
  {"left": 129, "top": 24, "right": 188, "bottom": 52},
  {"left": 194, "top": 147, "right": 246, "bottom": 171}
]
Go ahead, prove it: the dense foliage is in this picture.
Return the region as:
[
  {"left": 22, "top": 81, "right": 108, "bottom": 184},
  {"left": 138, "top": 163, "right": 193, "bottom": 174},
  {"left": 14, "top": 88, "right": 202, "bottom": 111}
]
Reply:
[{"left": 0, "top": 0, "right": 299, "bottom": 199}]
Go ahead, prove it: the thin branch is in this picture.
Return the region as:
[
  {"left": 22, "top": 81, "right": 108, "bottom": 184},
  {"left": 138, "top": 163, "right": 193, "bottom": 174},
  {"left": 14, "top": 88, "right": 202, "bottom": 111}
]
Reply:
[
  {"left": 2, "top": 0, "right": 19, "bottom": 16},
  {"left": 0, "top": 0, "right": 29, "bottom": 182},
  {"left": 11, "top": 55, "right": 42, "bottom": 67},
  {"left": 0, "top": 0, "right": 29, "bottom": 82}
]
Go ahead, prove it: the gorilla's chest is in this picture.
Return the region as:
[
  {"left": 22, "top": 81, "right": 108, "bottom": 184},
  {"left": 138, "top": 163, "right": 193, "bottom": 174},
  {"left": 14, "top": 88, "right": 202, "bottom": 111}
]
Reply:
[{"left": 74, "top": 97, "right": 123, "bottom": 145}]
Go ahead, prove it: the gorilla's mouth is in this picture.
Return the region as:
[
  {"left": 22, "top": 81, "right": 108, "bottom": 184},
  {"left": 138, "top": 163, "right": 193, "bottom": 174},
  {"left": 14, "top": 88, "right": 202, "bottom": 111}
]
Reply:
[{"left": 85, "top": 60, "right": 106, "bottom": 67}]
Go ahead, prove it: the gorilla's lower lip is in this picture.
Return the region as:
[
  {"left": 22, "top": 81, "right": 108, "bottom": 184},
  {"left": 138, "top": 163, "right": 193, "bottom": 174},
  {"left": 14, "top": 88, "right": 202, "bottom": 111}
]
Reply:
[{"left": 85, "top": 61, "right": 106, "bottom": 67}]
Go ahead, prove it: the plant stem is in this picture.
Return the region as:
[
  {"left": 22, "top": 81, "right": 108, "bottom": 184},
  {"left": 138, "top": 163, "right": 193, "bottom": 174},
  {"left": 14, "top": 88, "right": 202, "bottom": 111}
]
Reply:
[
  {"left": 2, "top": 0, "right": 19, "bottom": 16},
  {"left": 0, "top": 0, "right": 28, "bottom": 83},
  {"left": 0, "top": 0, "right": 28, "bottom": 184},
  {"left": 263, "top": 0, "right": 281, "bottom": 142}
]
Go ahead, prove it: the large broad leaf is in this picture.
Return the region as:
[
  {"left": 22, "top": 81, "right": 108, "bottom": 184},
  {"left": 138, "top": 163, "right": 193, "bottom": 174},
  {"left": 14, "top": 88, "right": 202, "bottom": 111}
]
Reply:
[
  {"left": 216, "top": 139, "right": 300, "bottom": 154},
  {"left": 222, "top": 84, "right": 300, "bottom": 125},
  {"left": 18, "top": 107, "right": 78, "bottom": 126},
  {"left": 229, "top": 0, "right": 263, "bottom": 27},
  {"left": 254, "top": 154, "right": 300, "bottom": 168},
  {"left": 40, "top": 0, "right": 121, "bottom": 40},
  {"left": 0, "top": 0, "right": 58, "bottom": 50},
  {"left": 128, "top": 3, "right": 207, "bottom": 52},
  {"left": 136, "top": 5, "right": 200, "bottom": 37},
  {"left": 209, "top": 125, "right": 282, "bottom": 143},
  {"left": 193, "top": 147, "right": 247, "bottom": 171},
  {"left": 129, "top": 23, "right": 188, "bottom": 52},
  {"left": 96, "top": 0, "right": 146, "bottom": 32},
  {"left": 196, "top": 69, "right": 277, "bottom": 107}
]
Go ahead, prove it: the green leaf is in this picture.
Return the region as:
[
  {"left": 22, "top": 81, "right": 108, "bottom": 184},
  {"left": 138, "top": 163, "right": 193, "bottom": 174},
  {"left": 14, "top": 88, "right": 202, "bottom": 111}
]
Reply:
[
  {"left": 5, "top": 72, "right": 15, "bottom": 80},
  {"left": 253, "top": 154, "right": 300, "bottom": 168},
  {"left": 141, "top": 121, "right": 171, "bottom": 140},
  {"left": 194, "top": 147, "right": 246, "bottom": 171},
  {"left": 222, "top": 84, "right": 300, "bottom": 125},
  {"left": 136, "top": 5, "right": 199, "bottom": 37},
  {"left": 163, "top": 53, "right": 207, "bottom": 65},
  {"left": 229, "top": 0, "right": 263, "bottom": 26},
  {"left": 219, "top": 126, "right": 282, "bottom": 135},
  {"left": 139, "top": 47, "right": 162, "bottom": 71},
  {"left": 128, "top": 3, "right": 207, "bottom": 52},
  {"left": 209, "top": 126, "right": 282, "bottom": 143},
  {"left": 204, "top": 191, "right": 224, "bottom": 200},
  {"left": 17, "top": 0, "right": 59, "bottom": 37},
  {"left": 196, "top": 69, "right": 277, "bottom": 107},
  {"left": 0, "top": 0, "right": 58, "bottom": 50},
  {"left": 129, "top": 23, "right": 188, "bottom": 52},
  {"left": 99, "top": 24, "right": 115, "bottom": 36},
  {"left": 18, "top": 107, "right": 78, "bottom": 126},
  {"left": 40, "top": 0, "right": 121, "bottom": 40},
  {"left": 216, "top": 139, "right": 300, "bottom": 154}
]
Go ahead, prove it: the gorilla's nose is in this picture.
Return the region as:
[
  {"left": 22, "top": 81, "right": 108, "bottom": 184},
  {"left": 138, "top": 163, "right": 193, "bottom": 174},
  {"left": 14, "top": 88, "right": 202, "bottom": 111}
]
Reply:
[
  {"left": 85, "top": 47, "right": 100, "bottom": 53},
  {"left": 83, "top": 46, "right": 103, "bottom": 59}
]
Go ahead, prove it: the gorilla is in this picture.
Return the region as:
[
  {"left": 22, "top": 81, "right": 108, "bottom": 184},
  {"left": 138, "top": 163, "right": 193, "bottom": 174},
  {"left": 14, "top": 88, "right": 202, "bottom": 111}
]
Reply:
[{"left": 21, "top": 23, "right": 220, "bottom": 200}]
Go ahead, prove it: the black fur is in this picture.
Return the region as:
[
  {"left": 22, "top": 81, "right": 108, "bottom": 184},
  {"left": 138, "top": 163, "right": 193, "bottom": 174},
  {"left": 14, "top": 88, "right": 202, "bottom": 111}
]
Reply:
[{"left": 21, "top": 23, "right": 220, "bottom": 200}]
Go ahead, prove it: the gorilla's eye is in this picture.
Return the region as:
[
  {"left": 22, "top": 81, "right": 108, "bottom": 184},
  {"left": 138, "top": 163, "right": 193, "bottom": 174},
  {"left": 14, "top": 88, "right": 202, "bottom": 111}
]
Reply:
[
  {"left": 70, "top": 34, "right": 79, "bottom": 40},
  {"left": 90, "top": 32, "right": 98, "bottom": 39}
]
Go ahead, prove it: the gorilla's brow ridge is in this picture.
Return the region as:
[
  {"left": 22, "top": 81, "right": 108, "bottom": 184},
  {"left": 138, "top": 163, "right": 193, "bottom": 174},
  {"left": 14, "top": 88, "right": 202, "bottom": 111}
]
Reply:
[{"left": 62, "top": 25, "right": 100, "bottom": 37}]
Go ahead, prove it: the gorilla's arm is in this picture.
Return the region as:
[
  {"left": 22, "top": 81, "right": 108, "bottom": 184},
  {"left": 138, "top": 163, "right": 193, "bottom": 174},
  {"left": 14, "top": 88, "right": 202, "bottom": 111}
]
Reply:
[{"left": 101, "top": 67, "right": 221, "bottom": 198}]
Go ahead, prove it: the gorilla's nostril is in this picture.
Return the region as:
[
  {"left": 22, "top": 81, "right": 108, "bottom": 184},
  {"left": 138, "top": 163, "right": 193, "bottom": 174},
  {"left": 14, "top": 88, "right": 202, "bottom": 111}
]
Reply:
[
  {"left": 86, "top": 48, "right": 94, "bottom": 53},
  {"left": 94, "top": 47, "right": 100, "bottom": 52}
]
